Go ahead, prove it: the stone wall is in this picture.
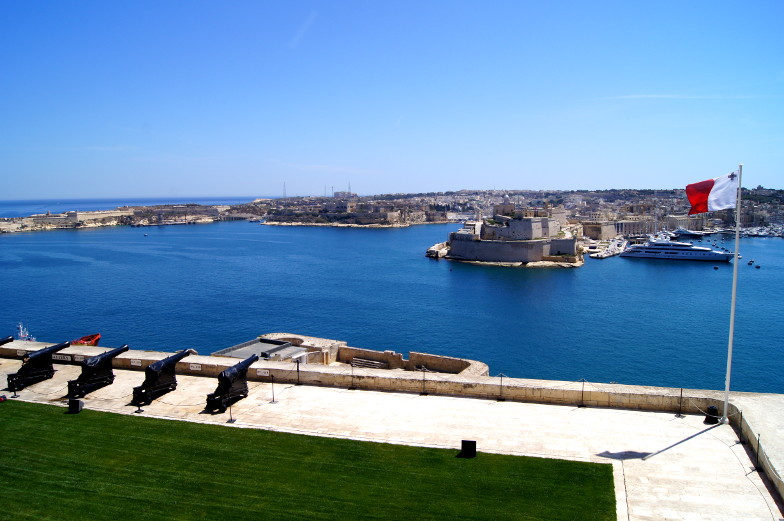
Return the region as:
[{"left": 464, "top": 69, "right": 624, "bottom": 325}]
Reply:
[
  {"left": 549, "top": 238, "right": 577, "bottom": 255},
  {"left": 408, "top": 351, "right": 485, "bottom": 375},
  {"left": 582, "top": 222, "right": 617, "bottom": 240},
  {"left": 337, "top": 346, "right": 406, "bottom": 369},
  {"left": 448, "top": 238, "right": 549, "bottom": 263}
]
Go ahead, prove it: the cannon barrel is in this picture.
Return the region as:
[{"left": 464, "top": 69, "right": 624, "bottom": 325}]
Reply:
[
  {"left": 68, "top": 344, "right": 129, "bottom": 398},
  {"left": 131, "top": 349, "right": 194, "bottom": 406},
  {"left": 25, "top": 341, "right": 71, "bottom": 363},
  {"left": 206, "top": 354, "right": 259, "bottom": 413},
  {"left": 0, "top": 336, "right": 13, "bottom": 347},
  {"left": 220, "top": 354, "right": 259, "bottom": 381},
  {"left": 146, "top": 349, "right": 193, "bottom": 375},
  {"left": 84, "top": 344, "right": 130, "bottom": 367},
  {"left": 7, "top": 341, "right": 71, "bottom": 392}
]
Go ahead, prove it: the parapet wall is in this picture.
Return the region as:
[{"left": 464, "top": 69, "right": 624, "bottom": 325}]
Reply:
[
  {"left": 0, "top": 342, "right": 746, "bottom": 412},
  {"left": 335, "top": 347, "right": 488, "bottom": 375},
  {"left": 337, "top": 346, "right": 405, "bottom": 369}
]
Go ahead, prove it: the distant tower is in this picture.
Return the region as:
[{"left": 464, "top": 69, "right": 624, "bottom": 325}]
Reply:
[
  {"left": 348, "top": 181, "right": 352, "bottom": 194},
  {"left": 283, "top": 182, "right": 287, "bottom": 198}
]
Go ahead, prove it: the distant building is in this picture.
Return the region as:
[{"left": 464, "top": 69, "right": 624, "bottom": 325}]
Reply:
[{"left": 582, "top": 222, "right": 616, "bottom": 240}]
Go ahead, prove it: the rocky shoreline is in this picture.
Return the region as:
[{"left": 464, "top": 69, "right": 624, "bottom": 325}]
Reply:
[
  {"left": 261, "top": 221, "right": 444, "bottom": 229},
  {"left": 443, "top": 258, "right": 584, "bottom": 268}
]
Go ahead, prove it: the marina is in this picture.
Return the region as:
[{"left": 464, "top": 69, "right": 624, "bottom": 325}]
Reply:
[{"left": 589, "top": 238, "right": 628, "bottom": 259}]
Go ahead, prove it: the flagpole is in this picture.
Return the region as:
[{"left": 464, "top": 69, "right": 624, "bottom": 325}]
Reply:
[{"left": 722, "top": 163, "right": 742, "bottom": 423}]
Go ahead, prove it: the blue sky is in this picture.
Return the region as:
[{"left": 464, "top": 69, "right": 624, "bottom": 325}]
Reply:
[{"left": 2, "top": 1, "right": 782, "bottom": 198}]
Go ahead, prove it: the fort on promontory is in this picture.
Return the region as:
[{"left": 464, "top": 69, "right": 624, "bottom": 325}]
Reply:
[{"left": 427, "top": 200, "right": 582, "bottom": 267}]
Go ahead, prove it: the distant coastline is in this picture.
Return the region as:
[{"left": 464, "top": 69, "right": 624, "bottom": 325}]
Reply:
[{"left": 261, "top": 221, "right": 437, "bottom": 229}]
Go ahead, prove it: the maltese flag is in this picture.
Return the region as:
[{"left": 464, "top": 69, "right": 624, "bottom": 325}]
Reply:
[{"left": 686, "top": 172, "right": 739, "bottom": 215}]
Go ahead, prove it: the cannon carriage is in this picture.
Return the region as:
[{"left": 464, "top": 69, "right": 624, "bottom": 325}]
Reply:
[
  {"left": 131, "top": 349, "right": 194, "bottom": 406},
  {"left": 205, "top": 354, "right": 258, "bottom": 413},
  {"left": 67, "top": 345, "right": 129, "bottom": 398},
  {"left": 7, "top": 341, "right": 71, "bottom": 392}
]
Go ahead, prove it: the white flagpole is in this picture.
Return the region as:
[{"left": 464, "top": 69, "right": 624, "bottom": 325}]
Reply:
[{"left": 722, "top": 163, "right": 742, "bottom": 423}]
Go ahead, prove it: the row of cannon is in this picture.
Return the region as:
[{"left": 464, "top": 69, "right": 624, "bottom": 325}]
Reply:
[{"left": 1, "top": 336, "right": 259, "bottom": 413}]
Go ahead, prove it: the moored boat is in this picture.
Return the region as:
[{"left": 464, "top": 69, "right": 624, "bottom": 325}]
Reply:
[
  {"left": 17, "top": 323, "right": 35, "bottom": 341},
  {"left": 71, "top": 333, "right": 101, "bottom": 346},
  {"left": 672, "top": 227, "right": 710, "bottom": 239},
  {"left": 620, "top": 238, "right": 733, "bottom": 261}
]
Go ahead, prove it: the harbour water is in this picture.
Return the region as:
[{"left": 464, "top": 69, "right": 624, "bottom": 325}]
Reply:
[{"left": 1, "top": 220, "right": 782, "bottom": 393}]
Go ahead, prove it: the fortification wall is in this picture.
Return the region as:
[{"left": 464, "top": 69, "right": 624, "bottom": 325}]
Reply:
[
  {"left": 337, "top": 346, "right": 406, "bottom": 369},
  {"left": 448, "top": 239, "right": 549, "bottom": 263}
]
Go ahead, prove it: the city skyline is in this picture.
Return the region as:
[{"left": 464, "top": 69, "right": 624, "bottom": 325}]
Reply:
[{"left": 2, "top": 1, "right": 783, "bottom": 199}]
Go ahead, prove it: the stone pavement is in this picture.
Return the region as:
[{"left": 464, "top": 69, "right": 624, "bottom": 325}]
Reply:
[{"left": 1, "top": 358, "right": 782, "bottom": 521}]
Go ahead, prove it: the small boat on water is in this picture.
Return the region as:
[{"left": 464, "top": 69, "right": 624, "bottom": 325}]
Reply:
[
  {"left": 17, "top": 323, "right": 35, "bottom": 341},
  {"left": 672, "top": 227, "right": 710, "bottom": 239},
  {"left": 71, "top": 333, "right": 101, "bottom": 346}
]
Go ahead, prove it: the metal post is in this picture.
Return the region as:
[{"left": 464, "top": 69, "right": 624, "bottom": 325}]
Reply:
[
  {"left": 420, "top": 366, "right": 428, "bottom": 396},
  {"left": 270, "top": 374, "right": 276, "bottom": 404},
  {"left": 497, "top": 373, "right": 505, "bottom": 402},
  {"left": 722, "top": 164, "right": 742, "bottom": 423},
  {"left": 227, "top": 402, "right": 235, "bottom": 423},
  {"left": 755, "top": 433, "right": 761, "bottom": 471},
  {"left": 739, "top": 411, "right": 745, "bottom": 444},
  {"left": 676, "top": 388, "right": 683, "bottom": 418},
  {"left": 578, "top": 379, "right": 586, "bottom": 408},
  {"left": 295, "top": 359, "right": 301, "bottom": 385}
]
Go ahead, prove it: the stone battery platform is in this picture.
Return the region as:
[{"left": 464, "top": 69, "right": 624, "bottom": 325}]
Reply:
[{"left": 1, "top": 354, "right": 783, "bottom": 521}]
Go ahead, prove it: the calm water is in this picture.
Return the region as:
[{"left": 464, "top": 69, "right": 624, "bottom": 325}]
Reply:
[
  {"left": 0, "top": 197, "right": 260, "bottom": 218},
  {"left": 1, "top": 221, "right": 782, "bottom": 393}
]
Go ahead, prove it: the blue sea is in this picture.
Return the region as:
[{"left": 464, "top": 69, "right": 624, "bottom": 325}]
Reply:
[{"left": 1, "top": 217, "right": 782, "bottom": 393}]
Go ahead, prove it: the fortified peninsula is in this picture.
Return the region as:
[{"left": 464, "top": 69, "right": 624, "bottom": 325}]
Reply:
[{"left": 427, "top": 198, "right": 582, "bottom": 267}]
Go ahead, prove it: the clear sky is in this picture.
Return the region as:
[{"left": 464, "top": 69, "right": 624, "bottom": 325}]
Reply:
[{"left": 2, "top": 1, "right": 782, "bottom": 199}]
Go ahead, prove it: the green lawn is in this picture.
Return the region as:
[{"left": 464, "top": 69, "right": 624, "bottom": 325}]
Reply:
[{"left": 0, "top": 400, "right": 615, "bottom": 520}]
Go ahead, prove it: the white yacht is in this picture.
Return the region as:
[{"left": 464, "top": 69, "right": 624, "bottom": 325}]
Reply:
[{"left": 620, "top": 238, "right": 733, "bottom": 261}]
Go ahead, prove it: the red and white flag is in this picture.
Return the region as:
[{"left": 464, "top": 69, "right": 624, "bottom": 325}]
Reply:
[{"left": 685, "top": 172, "right": 739, "bottom": 215}]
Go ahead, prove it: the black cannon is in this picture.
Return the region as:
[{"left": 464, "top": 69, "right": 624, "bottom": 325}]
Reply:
[
  {"left": 67, "top": 345, "right": 129, "bottom": 398},
  {"left": 206, "top": 354, "right": 259, "bottom": 413},
  {"left": 0, "top": 336, "right": 14, "bottom": 347},
  {"left": 131, "top": 349, "right": 195, "bottom": 406},
  {"left": 7, "top": 341, "right": 70, "bottom": 392}
]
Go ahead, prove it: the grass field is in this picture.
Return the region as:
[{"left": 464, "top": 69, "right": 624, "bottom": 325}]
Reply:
[{"left": 0, "top": 400, "right": 615, "bottom": 520}]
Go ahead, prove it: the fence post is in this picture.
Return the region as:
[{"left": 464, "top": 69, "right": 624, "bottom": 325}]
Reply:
[
  {"left": 755, "top": 434, "right": 761, "bottom": 471},
  {"left": 676, "top": 388, "right": 683, "bottom": 418}
]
